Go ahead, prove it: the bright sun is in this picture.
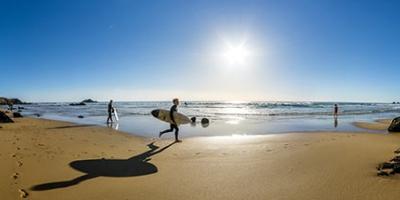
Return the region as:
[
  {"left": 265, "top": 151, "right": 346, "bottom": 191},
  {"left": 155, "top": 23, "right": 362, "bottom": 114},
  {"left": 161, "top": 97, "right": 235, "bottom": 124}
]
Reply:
[{"left": 223, "top": 44, "right": 250, "bottom": 65}]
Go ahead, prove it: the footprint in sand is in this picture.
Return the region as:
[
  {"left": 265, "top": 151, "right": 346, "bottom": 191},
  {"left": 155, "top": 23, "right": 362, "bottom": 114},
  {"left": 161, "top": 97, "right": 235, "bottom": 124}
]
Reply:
[
  {"left": 18, "top": 189, "right": 28, "bottom": 198},
  {"left": 12, "top": 172, "right": 19, "bottom": 180},
  {"left": 394, "top": 148, "right": 400, "bottom": 154},
  {"left": 17, "top": 161, "right": 23, "bottom": 167}
]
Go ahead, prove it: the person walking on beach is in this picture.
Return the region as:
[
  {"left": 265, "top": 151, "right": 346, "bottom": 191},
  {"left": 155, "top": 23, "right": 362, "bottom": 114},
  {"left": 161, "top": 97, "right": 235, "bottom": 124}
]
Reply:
[
  {"left": 107, "top": 100, "right": 114, "bottom": 124},
  {"left": 333, "top": 104, "right": 339, "bottom": 117},
  {"left": 159, "top": 98, "right": 182, "bottom": 142}
]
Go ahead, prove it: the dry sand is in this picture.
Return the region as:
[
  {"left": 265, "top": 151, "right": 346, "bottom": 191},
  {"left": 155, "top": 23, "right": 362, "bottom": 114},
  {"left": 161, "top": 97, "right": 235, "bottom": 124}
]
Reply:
[{"left": 2, "top": 117, "right": 400, "bottom": 200}]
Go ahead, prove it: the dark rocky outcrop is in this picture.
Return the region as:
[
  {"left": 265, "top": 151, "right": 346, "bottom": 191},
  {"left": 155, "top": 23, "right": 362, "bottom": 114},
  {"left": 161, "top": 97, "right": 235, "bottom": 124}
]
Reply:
[
  {"left": 13, "top": 112, "right": 23, "bottom": 118},
  {"left": 191, "top": 117, "right": 196, "bottom": 123},
  {"left": 81, "top": 99, "right": 97, "bottom": 103},
  {"left": 0, "top": 111, "right": 14, "bottom": 123},
  {"left": 0, "top": 97, "right": 25, "bottom": 105},
  {"left": 77, "top": 115, "right": 84, "bottom": 118},
  {"left": 69, "top": 102, "right": 86, "bottom": 106},
  {"left": 388, "top": 117, "right": 400, "bottom": 132}
]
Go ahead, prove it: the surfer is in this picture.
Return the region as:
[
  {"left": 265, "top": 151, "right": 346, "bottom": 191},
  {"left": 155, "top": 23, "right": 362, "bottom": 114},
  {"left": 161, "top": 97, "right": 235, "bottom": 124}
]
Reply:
[
  {"left": 159, "top": 98, "right": 182, "bottom": 142},
  {"left": 107, "top": 100, "right": 114, "bottom": 124}
]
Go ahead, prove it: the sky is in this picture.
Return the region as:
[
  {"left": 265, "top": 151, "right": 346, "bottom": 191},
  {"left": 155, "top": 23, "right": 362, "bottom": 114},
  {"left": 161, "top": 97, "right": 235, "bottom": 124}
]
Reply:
[{"left": 1, "top": 0, "right": 400, "bottom": 102}]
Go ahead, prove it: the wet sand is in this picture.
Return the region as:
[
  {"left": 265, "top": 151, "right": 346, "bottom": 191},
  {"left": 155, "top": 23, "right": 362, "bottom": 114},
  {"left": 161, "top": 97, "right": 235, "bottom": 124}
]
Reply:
[
  {"left": 2, "top": 117, "right": 400, "bottom": 200},
  {"left": 353, "top": 119, "right": 392, "bottom": 131}
]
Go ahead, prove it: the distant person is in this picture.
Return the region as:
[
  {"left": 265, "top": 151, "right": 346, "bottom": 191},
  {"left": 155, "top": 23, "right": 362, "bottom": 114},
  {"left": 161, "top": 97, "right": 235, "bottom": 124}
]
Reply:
[
  {"left": 7, "top": 101, "right": 13, "bottom": 111},
  {"left": 107, "top": 100, "right": 114, "bottom": 124},
  {"left": 333, "top": 104, "right": 339, "bottom": 117},
  {"left": 159, "top": 98, "right": 182, "bottom": 142}
]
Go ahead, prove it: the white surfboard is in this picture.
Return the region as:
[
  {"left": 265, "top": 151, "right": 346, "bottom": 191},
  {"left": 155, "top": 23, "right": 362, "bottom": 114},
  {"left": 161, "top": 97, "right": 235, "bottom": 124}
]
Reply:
[
  {"left": 151, "top": 109, "right": 191, "bottom": 125},
  {"left": 114, "top": 108, "right": 119, "bottom": 121}
]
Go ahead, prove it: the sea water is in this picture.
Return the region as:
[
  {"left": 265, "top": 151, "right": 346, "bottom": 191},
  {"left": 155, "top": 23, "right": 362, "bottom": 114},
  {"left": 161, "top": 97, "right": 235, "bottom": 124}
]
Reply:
[{"left": 7, "top": 101, "right": 400, "bottom": 137}]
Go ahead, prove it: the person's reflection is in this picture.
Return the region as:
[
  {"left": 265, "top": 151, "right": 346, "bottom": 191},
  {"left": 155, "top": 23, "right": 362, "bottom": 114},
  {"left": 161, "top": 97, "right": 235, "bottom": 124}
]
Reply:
[
  {"left": 334, "top": 116, "right": 338, "bottom": 128},
  {"left": 106, "top": 122, "right": 119, "bottom": 130}
]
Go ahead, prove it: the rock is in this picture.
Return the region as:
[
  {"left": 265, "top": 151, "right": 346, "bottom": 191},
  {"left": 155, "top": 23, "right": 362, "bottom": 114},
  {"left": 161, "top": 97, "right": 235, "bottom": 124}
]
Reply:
[
  {"left": 69, "top": 102, "right": 86, "bottom": 106},
  {"left": 33, "top": 113, "right": 41, "bottom": 117},
  {"left": 0, "top": 97, "right": 25, "bottom": 105},
  {"left": 9, "top": 98, "right": 24, "bottom": 104},
  {"left": 388, "top": 117, "right": 400, "bottom": 132},
  {"left": 0, "top": 112, "right": 14, "bottom": 123},
  {"left": 81, "top": 99, "right": 97, "bottom": 103},
  {"left": 0, "top": 98, "right": 7, "bottom": 105},
  {"left": 377, "top": 170, "right": 390, "bottom": 176},
  {"left": 13, "top": 112, "right": 23, "bottom": 118},
  {"left": 17, "top": 106, "right": 24, "bottom": 110},
  {"left": 78, "top": 115, "right": 84, "bottom": 118},
  {"left": 377, "top": 162, "right": 394, "bottom": 170},
  {"left": 391, "top": 156, "right": 400, "bottom": 162},
  {"left": 191, "top": 117, "right": 196, "bottom": 123},
  {"left": 201, "top": 118, "right": 210, "bottom": 124}
]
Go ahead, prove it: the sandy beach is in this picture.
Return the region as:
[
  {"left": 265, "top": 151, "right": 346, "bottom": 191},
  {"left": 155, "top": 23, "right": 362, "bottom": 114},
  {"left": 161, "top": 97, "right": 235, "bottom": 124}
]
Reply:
[{"left": 1, "top": 117, "right": 400, "bottom": 200}]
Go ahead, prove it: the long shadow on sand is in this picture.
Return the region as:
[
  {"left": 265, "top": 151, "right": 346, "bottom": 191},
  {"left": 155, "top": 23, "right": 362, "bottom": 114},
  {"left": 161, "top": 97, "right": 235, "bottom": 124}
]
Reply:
[
  {"left": 47, "top": 124, "right": 96, "bottom": 129},
  {"left": 31, "top": 141, "right": 176, "bottom": 191}
]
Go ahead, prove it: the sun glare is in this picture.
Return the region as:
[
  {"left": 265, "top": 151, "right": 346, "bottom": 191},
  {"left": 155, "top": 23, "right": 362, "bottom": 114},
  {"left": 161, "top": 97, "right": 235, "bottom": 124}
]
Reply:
[{"left": 223, "top": 43, "right": 250, "bottom": 65}]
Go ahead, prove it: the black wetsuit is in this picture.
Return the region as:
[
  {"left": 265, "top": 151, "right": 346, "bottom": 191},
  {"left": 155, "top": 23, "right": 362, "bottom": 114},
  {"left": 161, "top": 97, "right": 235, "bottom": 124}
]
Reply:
[
  {"left": 108, "top": 103, "right": 113, "bottom": 119},
  {"left": 160, "top": 105, "right": 179, "bottom": 140}
]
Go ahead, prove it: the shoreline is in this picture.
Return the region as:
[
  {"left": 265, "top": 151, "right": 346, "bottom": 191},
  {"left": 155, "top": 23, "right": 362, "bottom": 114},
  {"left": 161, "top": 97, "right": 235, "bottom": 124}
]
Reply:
[
  {"left": 11, "top": 101, "right": 400, "bottom": 137},
  {"left": 23, "top": 114, "right": 391, "bottom": 138},
  {"left": 2, "top": 117, "right": 400, "bottom": 199}
]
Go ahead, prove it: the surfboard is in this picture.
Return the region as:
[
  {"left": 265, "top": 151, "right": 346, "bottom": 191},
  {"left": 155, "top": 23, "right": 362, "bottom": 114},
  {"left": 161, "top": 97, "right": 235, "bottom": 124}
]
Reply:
[
  {"left": 114, "top": 108, "right": 119, "bottom": 121},
  {"left": 151, "top": 109, "right": 191, "bottom": 125}
]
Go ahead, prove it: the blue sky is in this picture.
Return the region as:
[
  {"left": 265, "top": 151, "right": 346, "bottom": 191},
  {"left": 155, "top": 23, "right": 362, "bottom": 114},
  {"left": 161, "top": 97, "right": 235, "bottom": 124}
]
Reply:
[{"left": 1, "top": 0, "right": 400, "bottom": 102}]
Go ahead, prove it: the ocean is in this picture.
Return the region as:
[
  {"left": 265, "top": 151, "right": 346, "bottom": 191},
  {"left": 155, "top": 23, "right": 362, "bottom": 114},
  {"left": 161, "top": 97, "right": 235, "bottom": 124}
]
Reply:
[{"left": 6, "top": 101, "right": 400, "bottom": 138}]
